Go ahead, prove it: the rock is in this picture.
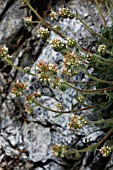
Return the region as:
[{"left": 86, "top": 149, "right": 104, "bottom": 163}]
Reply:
[{"left": 22, "top": 122, "right": 51, "bottom": 162}]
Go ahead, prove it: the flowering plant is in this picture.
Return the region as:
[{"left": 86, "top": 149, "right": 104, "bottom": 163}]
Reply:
[{"left": 1, "top": 0, "right": 113, "bottom": 160}]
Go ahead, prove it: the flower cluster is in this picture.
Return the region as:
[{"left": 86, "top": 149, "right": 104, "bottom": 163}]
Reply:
[
  {"left": 11, "top": 81, "right": 27, "bottom": 96},
  {"left": 62, "top": 51, "right": 79, "bottom": 76},
  {"left": 67, "top": 38, "right": 76, "bottom": 48},
  {"left": 52, "top": 144, "right": 67, "bottom": 157},
  {"left": 49, "top": 8, "right": 75, "bottom": 21},
  {"left": 76, "top": 95, "right": 85, "bottom": 103},
  {"left": 68, "top": 115, "right": 87, "bottom": 129},
  {"left": 50, "top": 77, "right": 62, "bottom": 89},
  {"left": 59, "top": 8, "right": 70, "bottom": 18},
  {"left": 50, "top": 39, "right": 66, "bottom": 52},
  {"left": 0, "top": 46, "right": 12, "bottom": 60},
  {"left": 6, "top": 54, "right": 12, "bottom": 60},
  {"left": 99, "top": 146, "right": 112, "bottom": 157},
  {"left": 50, "top": 11, "right": 57, "bottom": 20},
  {"left": 98, "top": 44, "right": 107, "bottom": 53},
  {"left": 85, "top": 54, "right": 92, "bottom": 61},
  {"left": 0, "top": 46, "right": 8, "bottom": 57},
  {"left": 25, "top": 104, "right": 33, "bottom": 114},
  {"left": 56, "top": 102, "right": 63, "bottom": 110},
  {"left": 36, "top": 61, "right": 57, "bottom": 82},
  {"left": 24, "top": 16, "right": 32, "bottom": 26},
  {"left": 59, "top": 8, "right": 75, "bottom": 19},
  {"left": 25, "top": 91, "right": 41, "bottom": 104},
  {"left": 24, "top": 67, "right": 30, "bottom": 73},
  {"left": 37, "top": 27, "right": 50, "bottom": 39}
]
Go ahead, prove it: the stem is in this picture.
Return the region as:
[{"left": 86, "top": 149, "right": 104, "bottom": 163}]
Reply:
[
  {"left": 55, "top": 105, "right": 97, "bottom": 117},
  {"left": 94, "top": 0, "right": 107, "bottom": 27},
  {"left": 75, "top": 44, "right": 88, "bottom": 54},
  {"left": 107, "top": 50, "right": 113, "bottom": 57},
  {"left": 63, "top": 81, "right": 113, "bottom": 93},
  {"left": 76, "top": 53, "right": 105, "bottom": 71},
  {"left": 23, "top": 0, "right": 66, "bottom": 39},
  {"left": 78, "top": 67, "right": 113, "bottom": 84},
  {"left": 67, "top": 127, "right": 113, "bottom": 154},
  {"left": 68, "top": 80, "right": 96, "bottom": 84},
  {"left": 74, "top": 13, "right": 113, "bottom": 46},
  {"left": 95, "top": 59, "right": 113, "bottom": 66},
  {"left": 33, "top": 100, "right": 96, "bottom": 114},
  {"left": 22, "top": 0, "right": 99, "bottom": 55},
  {"left": 4, "top": 58, "right": 113, "bottom": 93},
  {"left": 32, "top": 21, "right": 41, "bottom": 24},
  {"left": 89, "top": 63, "right": 105, "bottom": 71},
  {"left": 105, "top": 1, "right": 110, "bottom": 14},
  {"left": 95, "top": 54, "right": 113, "bottom": 63},
  {"left": 3, "top": 58, "right": 36, "bottom": 76},
  {"left": 88, "top": 118, "right": 113, "bottom": 125}
]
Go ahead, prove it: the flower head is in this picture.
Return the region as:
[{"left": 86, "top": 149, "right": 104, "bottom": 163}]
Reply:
[
  {"left": 25, "top": 104, "right": 33, "bottom": 114},
  {"left": 50, "top": 39, "right": 66, "bottom": 52},
  {"left": 37, "top": 27, "right": 50, "bottom": 39},
  {"left": 0, "top": 46, "right": 8, "bottom": 57},
  {"left": 36, "top": 61, "right": 57, "bottom": 82},
  {"left": 98, "top": 44, "right": 107, "bottom": 53},
  {"left": 50, "top": 11, "right": 57, "bottom": 20},
  {"left": 99, "top": 146, "right": 112, "bottom": 157},
  {"left": 68, "top": 115, "right": 87, "bottom": 129},
  {"left": 56, "top": 102, "right": 63, "bottom": 110},
  {"left": 25, "top": 91, "right": 41, "bottom": 103},
  {"left": 24, "top": 16, "right": 32, "bottom": 26},
  {"left": 52, "top": 144, "right": 67, "bottom": 157},
  {"left": 67, "top": 38, "right": 76, "bottom": 48},
  {"left": 76, "top": 95, "right": 85, "bottom": 103},
  {"left": 11, "top": 80, "right": 27, "bottom": 96},
  {"left": 59, "top": 8, "right": 70, "bottom": 18},
  {"left": 62, "top": 51, "right": 79, "bottom": 76}
]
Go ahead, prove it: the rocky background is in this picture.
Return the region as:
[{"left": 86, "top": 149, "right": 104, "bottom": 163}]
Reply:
[{"left": 0, "top": 0, "right": 113, "bottom": 169}]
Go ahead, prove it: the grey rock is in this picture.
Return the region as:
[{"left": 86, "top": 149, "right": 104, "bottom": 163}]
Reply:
[
  {"left": 44, "top": 162, "right": 66, "bottom": 170},
  {"left": 0, "top": 0, "right": 26, "bottom": 43},
  {"left": 22, "top": 122, "right": 51, "bottom": 162}
]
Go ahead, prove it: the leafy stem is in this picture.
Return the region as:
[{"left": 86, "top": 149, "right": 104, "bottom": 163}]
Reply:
[
  {"left": 74, "top": 13, "right": 113, "bottom": 46},
  {"left": 63, "top": 81, "right": 113, "bottom": 93},
  {"left": 3, "top": 57, "right": 36, "bottom": 76},
  {"left": 22, "top": 0, "right": 66, "bottom": 39},
  {"left": 33, "top": 100, "right": 96, "bottom": 114},
  {"left": 94, "top": 0, "right": 107, "bottom": 27},
  {"left": 88, "top": 118, "right": 113, "bottom": 125},
  {"left": 67, "top": 127, "right": 113, "bottom": 154}
]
